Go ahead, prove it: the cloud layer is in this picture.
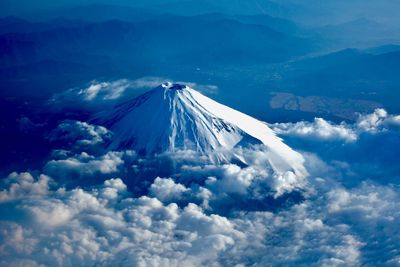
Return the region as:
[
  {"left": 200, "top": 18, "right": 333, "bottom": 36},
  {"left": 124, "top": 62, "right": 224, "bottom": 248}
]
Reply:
[
  {"left": 1, "top": 97, "right": 400, "bottom": 266},
  {"left": 1, "top": 169, "right": 400, "bottom": 266},
  {"left": 272, "top": 108, "right": 400, "bottom": 142},
  {"left": 272, "top": 108, "right": 400, "bottom": 186}
]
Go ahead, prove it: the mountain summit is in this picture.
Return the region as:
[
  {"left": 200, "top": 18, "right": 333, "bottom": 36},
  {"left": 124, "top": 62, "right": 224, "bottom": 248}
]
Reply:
[{"left": 96, "top": 82, "right": 307, "bottom": 177}]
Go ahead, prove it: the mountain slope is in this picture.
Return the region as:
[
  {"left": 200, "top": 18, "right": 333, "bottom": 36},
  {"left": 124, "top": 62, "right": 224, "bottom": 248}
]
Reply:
[{"left": 96, "top": 83, "right": 307, "bottom": 177}]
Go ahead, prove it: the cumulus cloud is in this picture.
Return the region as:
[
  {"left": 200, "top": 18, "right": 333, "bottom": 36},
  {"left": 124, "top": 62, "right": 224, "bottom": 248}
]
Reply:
[
  {"left": 273, "top": 118, "right": 357, "bottom": 142},
  {"left": 48, "top": 120, "right": 112, "bottom": 153},
  {"left": 0, "top": 172, "right": 51, "bottom": 202},
  {"left": 356, "top": 108, "right": 400, "bottom": 132},
  {"left": 162, "top": 144, "right": 307, "bottom": 199},
  {"left": 46, "top": 123, "right": 306, "bottom": 203},
  {"left": 272, "top": 108, "right": 400, "bottom": 186},
  {"left": 2, "top": 104, "right": 400, "bottom": 266},
  {"left": 40, "top": 142, "right": 307, "bottom": 212},
  {"left": 0, "top": 174, "right": 245, "bottom": 266},
  {"left": 44, "top": 151, "right": 136, "bottom": 185},
  {"left": 1, "top": 168, "right": 399, "bottom": 266},
  {"left": 49, "top": 77, "right": 219, "bottom": 111},
  {"left": 272, "top": 108, "right": 400, "bottom": 143},
  {"left": 149, "top": 177, "right": 189, "bottom": 202}
]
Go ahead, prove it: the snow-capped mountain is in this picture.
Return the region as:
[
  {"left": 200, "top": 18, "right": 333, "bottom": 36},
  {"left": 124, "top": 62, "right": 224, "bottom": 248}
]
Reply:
[{"left": 95, "top": 82, "right": 307, "bottom": 177}]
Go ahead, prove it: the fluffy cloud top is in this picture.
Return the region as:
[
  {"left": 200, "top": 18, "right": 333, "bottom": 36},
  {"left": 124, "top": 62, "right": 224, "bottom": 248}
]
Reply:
[
  {"left": 2, "top": 96, "right": 400, "bottom": 266},
  {"left": 357, "top": 108, "right": 400, "bottom": 132},
  {"left": 1, "top": 169, "right": 400, "bottom": 266},
  {"left": 149, "top": 177, "right": 189, "bottom": 202},
  {"left": 273, "top": 108, "right": 400, "bottom": 142},
  {"left": 272, "top": 109, "right": 400, "bottom": 187},
  {"left": 273, "top": 118, "right": 357, "bottom": 142},
  {"left": 0, "top": 174, "right": 245, "bottom": 266},
  {"left": 48, "top": 120, "right": 112, "bottom": 153},
  {"left": 44, "top": 151, "right": 136, "bottom": 185}
]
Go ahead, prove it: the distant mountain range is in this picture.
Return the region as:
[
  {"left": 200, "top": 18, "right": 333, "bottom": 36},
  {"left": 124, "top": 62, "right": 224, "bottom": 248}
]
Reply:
[
  {"left": 0, "top": 11, "right": 313, "bottom": 101},
  {"left": 1, "top": 4, "right": 400, "bottom": 120},
  {"left": 314, "top": 18, "right": 400, "bottom": 49}
]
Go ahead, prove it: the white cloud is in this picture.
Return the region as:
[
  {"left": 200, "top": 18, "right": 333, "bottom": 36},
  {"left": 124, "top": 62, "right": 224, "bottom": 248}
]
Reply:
[
  {"left": 357, "top": 108, "right": 400, "bottom": 132},
  {"left": 273, "top": 118, "right": 357, "bottom": 142},
  {"left": 44, "top": 151, "right": 135, "bottom": 181},
  {"left": 1, "top": 160, "right": 400, "bottom": 266},
  {"left": 179, "top": 145, "right": 306, "bottom": 198},
  {"left": 77, "top": 77, "right": 169, "bottom": 101},
  {"left": 49, "top": 77, "right": 219, "bottom": 111},
  {"left": 2, "top": 102, "right": 400, "bottom": 266},
  {"left": 0, "top": 172, "right": 51, "bottom": 202},
  {"left": 149, "top": 177, "right": 189, "bottom": 202},
  {"left": 356, "top": 108, "right": 388, "bottom": 132},
  {"left": 0, "top": 175, "right": 245, "bottom": 266},
  {"left": 272, "top": 108, "right": 400, "bottom": 142},
  {"left": 271, "top": 108, "right": 400, "bottom": 188},
  {"left": 49, "top": 120, "right": 112, "bottom": 152}
]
